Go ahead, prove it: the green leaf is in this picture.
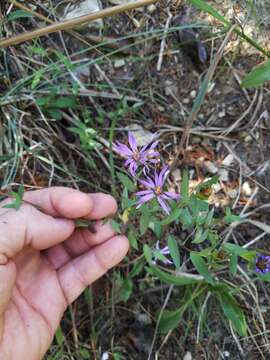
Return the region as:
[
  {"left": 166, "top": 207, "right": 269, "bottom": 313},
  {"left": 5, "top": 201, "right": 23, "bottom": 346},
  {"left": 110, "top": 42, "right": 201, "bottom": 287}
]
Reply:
[
  {"left": 3, "top": 185, "right": 25, "bottom": 210},
  {"left": 168, "top": 235, "right": 180, "bottom": 268},
  {"left": 55, "top": 326, "right": 65, "bottom": 346},
  {"left": 79, "top": 349, "right": 91, "bottom": 359},
  {"left": 161, "top": 208, "right": 182, "bottom": 225},
  {"left": 158, "top": 308, "right": 183, "bottom": 333},
  {"left": 53, "top": 96, "right": 76, "bottom": 109},
  {"left": 147, "top": 266, "right": 202, "bottom": 285},
  {"left": 241, "top": 60, "right": 270, "bottom": 88},
  {"left": 188, "top": 0, "right": 229, "bottom": 24},
  {"left": 229, "top": 253, "right": 238, "bottom": 276},
  {"left": 140, "top": 212, "right": 151, "bottom": 235},
  {"left": 110, "top": 219, "right": 121, "bottom": 234},
  {"left": 129, "top": 259, "right": 145, "bottom": 278},
  {"left": 180, "top": 208, "right": 193, "bottom": 228},
  {"left": 119, "top": 278, "right": 133, "bottom": 302},
  {"left": 217, "top": 291, "right": 247, "bottom": 336},
  {"left": 193, "top": 228, "right": 209, "bottom": 244},
  {"left": 181, "top": 170, "right": 189, "bottom": 200},
  {"left": 196, "top": 175, "right": 219, "bottom": 193},
  {"left": 8, "top": 10, "right": 34, "bottom": 21},
  {"left": 223, "top": 243, "right": 256, "bottom": 261},
  {"left": 190, "top": 252, "right": 214, "bottom": 285},
  {"left": 143, "top": 244, "right": 153, "bottom": 264},
  {"left": 117, "top": 172, "right": 136, "bottom": 192},
  {"left": 128, "top": 228, "right": 138, "bottom": 250},
  {"left": 224, "top": 207, "right": 242, "bottom": 224}
]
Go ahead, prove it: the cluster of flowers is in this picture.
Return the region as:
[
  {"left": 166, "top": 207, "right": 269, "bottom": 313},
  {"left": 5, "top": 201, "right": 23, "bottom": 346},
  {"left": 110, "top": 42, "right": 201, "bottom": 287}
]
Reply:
[
  {"left": 114, "top": 132, "right": 180, "bottom": 215},
  {"left": 114, "top": 132, "right": 270, "bottom": 274}
]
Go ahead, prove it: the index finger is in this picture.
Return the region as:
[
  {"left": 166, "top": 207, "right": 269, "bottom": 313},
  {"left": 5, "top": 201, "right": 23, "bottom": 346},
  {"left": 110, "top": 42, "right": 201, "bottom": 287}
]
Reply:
[{"left": 23, "top": 187, "right": 118, "bottom": 219}]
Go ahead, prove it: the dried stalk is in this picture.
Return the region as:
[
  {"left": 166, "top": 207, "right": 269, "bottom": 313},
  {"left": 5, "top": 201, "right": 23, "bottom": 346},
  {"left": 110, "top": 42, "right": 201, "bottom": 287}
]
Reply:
[{"left": 0, "top": 0, "right": 156, "bottom": 48}]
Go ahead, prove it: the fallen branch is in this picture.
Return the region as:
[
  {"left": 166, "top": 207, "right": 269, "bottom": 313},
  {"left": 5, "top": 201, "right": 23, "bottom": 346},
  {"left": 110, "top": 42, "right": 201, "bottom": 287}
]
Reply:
[{"left": 0, "top": 0, "right": 156, "bottom": 48}]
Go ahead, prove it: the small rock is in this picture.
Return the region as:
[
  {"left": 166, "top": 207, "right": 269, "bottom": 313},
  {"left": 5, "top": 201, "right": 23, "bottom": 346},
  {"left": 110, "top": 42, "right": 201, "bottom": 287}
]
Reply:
[
  {"left": 205, "top": 161, "right": 218, "bottom": 174},
  {"left": 219, "top": 168, "right": 229, "bottom": 182},
  {"left": 147, "top": 4, "right": 156, "bottom": 13},
  {"left": 223, "top": 350, "right": 230, "bottom": 358},
  {"left": 244, "top": 134, "right": 252, "bottom": 142},
  {"left": 190, "top": 90, "right": 197, "bottom": 98},
  {"left": 213, "top": 183, "right": 222, "bottom": 193},
  {"left": 172, "top": 169, "right": 181, "bottom": 182},
  {"left": 222, "top": 154, "right": 234, "bottom": 167},
  {"left": 126, "top": 124, "right": 155, "bottom": 146},
  {"left": 62, "top": 0, "right": 103, "bottom": 29},
  {"left": 218, "top": 109, "right": 226, "bottom": 118},
  {"left": 165, "top": 80, "right": 178, "bottom": 96},
  {"left": 114, "top": 59, "right": 125, "bottom": 68},
  {"left": 136, "top": 313, "right": 152, "bottom": 325},
  {"left": 183, "top": 351, "right": 192, "bottom": 360},
  {"left": 242, "top": 181, "right": 252, "bottom": 196},
  {"left": 101, "top": 352, "right": 109, "bottom": 360},
  {"left": 227, "top": 189, "right": 238, "bottom": 199},
  {"left": 183, "top": 98, "right": 190, "bottom": 104}
]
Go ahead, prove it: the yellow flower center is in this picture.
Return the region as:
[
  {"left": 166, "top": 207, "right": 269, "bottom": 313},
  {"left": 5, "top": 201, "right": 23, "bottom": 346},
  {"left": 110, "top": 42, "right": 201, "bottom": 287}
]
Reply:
[
  {"left": 132, "top": 151, "right": 140, "bottom": 161},
  {"left": 155, "top": 186, "right": 162, "bottom": 195}
]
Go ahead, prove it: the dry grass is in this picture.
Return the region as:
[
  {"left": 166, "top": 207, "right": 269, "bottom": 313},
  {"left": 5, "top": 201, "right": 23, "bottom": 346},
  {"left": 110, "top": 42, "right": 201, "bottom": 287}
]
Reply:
[{"left": 1, "top": 0, "right": 270, "bottom": 359}]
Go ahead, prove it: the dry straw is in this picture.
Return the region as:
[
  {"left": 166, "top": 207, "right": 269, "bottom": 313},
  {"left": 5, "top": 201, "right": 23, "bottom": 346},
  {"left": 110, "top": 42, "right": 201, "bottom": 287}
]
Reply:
[{"left": 0, "top": 0, "right": 156, "bottom": 48}]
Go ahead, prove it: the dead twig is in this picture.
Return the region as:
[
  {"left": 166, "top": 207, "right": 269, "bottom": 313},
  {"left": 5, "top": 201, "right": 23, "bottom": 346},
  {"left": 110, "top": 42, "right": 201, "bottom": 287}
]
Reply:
[{"left": 0, "top": 0, "right": 156, "bottom": 48}]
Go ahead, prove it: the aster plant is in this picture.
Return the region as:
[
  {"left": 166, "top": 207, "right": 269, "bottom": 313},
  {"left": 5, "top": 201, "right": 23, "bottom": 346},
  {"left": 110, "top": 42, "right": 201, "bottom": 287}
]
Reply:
[{"left": 112, "top": 131, "right": 268, "bottom": 338}]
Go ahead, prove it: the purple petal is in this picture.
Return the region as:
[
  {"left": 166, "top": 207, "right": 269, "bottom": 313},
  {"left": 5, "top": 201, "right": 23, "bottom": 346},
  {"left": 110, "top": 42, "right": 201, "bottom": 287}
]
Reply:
[
  {"left": 157, "top": 196, "right": 170, "bottom": 214},
  {"left": 114, "top": 142, "right": 133, "bottom": 156},
  {"left": 128, "top": 162, "right": 138, "bottom": 176},
  {"left": 163, "top": 191, "right": 180, "bottom": 200},
  {"left": 128, "top": 132, "right": 137, "bottom": 152},
  {"left": 136, "top": 193, "right": 155, "bottom": 205},
  {"left": 135, "top": 190, "right": 153, "bottom": 196},
  {"left": 149, "top": 140, "right": 159, "bottom": 150},
  {"left": 139, "top": 178, "right": 155, "bottom": 189},
  {"left": 158, "top": 166, "right": 169, "bottom": 186}
]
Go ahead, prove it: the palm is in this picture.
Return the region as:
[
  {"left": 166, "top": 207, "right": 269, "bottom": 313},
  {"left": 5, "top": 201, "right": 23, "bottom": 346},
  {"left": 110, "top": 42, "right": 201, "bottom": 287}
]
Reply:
[
  {"left": 0, "top": 188, "right": 128, "bottom": 360},
  {"left": 1, "top": 248, "right": 67, "bottom": 360}
]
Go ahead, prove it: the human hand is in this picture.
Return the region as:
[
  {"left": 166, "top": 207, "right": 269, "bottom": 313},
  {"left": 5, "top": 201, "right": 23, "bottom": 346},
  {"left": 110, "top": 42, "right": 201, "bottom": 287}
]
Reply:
[{"left": 0, "top": 187, "right": 129, "bottom": 360}]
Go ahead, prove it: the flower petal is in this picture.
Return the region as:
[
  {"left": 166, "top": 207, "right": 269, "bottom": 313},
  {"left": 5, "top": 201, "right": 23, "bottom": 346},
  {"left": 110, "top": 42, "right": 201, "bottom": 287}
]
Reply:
[
  {"left": 128, "top": 132, "right": 137, "bottom": 152},
  {"left": 114, "top": 142, "right": 133, "bottom": 156},
  {"left": 135, "top": 190, "right": 153, "bottom": 196},
  {"left": 163, "top": 191, "right": 180, "bottom": 200},
  {"left": 137, "top": 193, "right": 155, "bottom": 205},
  {"left": 139, "top": 178, "right": 155, "bottom": 189},
  {"left": 158, "top": 166, "right": 169, "bottom": 187},
  {"left": 157, "top": 196, "right": 170, "bottom": 214}
]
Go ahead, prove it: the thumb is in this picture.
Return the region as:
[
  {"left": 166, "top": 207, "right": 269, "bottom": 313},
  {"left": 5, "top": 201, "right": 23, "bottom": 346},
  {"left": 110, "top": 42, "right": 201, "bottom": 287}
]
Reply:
[{"left": 0, "top": 203, "right": 74, "bottom": 319}]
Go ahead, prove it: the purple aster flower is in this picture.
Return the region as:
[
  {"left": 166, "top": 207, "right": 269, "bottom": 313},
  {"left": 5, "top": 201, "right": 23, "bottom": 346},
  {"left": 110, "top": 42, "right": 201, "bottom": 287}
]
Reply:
[
  {"left": 114, "top": 132, "right": 160, "bottom": 176},
  {"left": 136, "top": 166, "right": 180, "bottom": 214},
  {"left": 153, "top": 241, "right": 173, "bottom": 265},
  {"left": 255, "top": 254, "right": 270, "bottom": 274}
]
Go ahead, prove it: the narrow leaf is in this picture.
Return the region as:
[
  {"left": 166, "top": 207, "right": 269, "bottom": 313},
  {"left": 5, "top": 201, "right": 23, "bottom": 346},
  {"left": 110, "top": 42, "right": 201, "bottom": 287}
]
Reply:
[
  {"left": 190, "top": 252, "right": 214, "bottom": 285},
  {"left": 168, "top": 235, "right": 180, "bottom": 268}
]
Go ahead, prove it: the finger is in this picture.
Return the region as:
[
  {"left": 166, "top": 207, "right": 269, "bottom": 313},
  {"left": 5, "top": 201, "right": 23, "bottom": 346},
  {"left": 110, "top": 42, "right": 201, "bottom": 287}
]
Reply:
[
  {"left": 23, "top": 187, "right": 93, "bottom": 219},
  {"left": 63, "top": 221, "right": 116, "bottom": 257},
  {"left": 43, "top": 221, "right": 116, "bottom": 269},
  {"left": 0, "top": 204, "right": 74, "bottom": 259},
  {"left": 85, "top": 193, "right": 118, "bottom": 219},
  {"left": 23, "top": 188, "right": 117, "bottom": 220},
  {"left": 43, "top": 244, "right": 72, "bottom": 269},
  {"left": 57, "top": 236, "right": 129, "bottom": 304}
]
